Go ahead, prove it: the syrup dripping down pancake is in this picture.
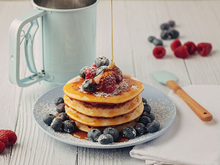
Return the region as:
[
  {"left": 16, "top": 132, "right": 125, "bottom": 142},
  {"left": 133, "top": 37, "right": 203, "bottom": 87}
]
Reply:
[
  {"left": 64, "top": 94, "right": 142, "bottom": 117},
  {"left": 65, "top": 103, "right": 144, "bottom": 127},
  {"left": 63, "top": 74, "right": 144, "bottom": 104}
]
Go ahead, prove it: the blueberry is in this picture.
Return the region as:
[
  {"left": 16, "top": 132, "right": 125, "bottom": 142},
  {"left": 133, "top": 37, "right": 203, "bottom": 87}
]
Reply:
[
  {"left": 87, "top": 129, "right": 102, "bottom": 142},
  {"left": 160, "top": 23, "right": 170, "bottom": 30},
  {"left": 43, "top": 113, "right": 56, "bottom": 126},
  {"left": 79, "top": 66, "right": 89, "bottom": 79},
  {"left": 138, "top": 116, "right": 151, "bottom": 125},
  {"left": 143, "top": 113, "right": 155, "bottom": 122},
  {"left": 148, "top": 36, "right": 156, "bottom": 43},
  {"left": 122, "top": 126, "right": 136, "bottom": 139},
  {"left": 146, "top": 121, "right": 160, "bottom": 133},
  {"left": 168, "top": 29, "right": 179, "bottom": 39},
  {"left": 142, "top": 97, "right": 147, "bottom": 104},
  {"left": 96, "top": 66, "right": 109, "bottom": 75},
  {"left": 51, "top": 117, "right": 63, "bottom": 132},
  {"left": 168, "top": 20, "right": 175, "bottom": 27},
  {"left": 152, "top": 39, "right": 163, "bottom": 46},
  {"left": 63, "top": 120, "right": 76, "bottom": 133},
  {"left": 142, "top": 104, "right": 151, "bottom": 114},
  {"left": 57, "top": 112, "right": 68, "bottom": 121},
  {"left": 103, "top": 127, "right": 119, "bottom": 140},
  {"left": 56, "top": 103, "right": 65, "bottom": 113},
  {"left": 54, "top": 97, "right": 64, "bottom": 106},
  {"left": 160, "top": 30, "right": 169, "bottom": 40},
  {"left": 95, "top": 56, "right": 110, "bottom": 67},
  {"left": 134, "top": 123, "right": 146, "bottom": 136},
  {"left": 98, "top": 134, "right": 114, "bottom": 144},
  {"left": 82, "top": 79, "right": 96, "bottom": 93}
]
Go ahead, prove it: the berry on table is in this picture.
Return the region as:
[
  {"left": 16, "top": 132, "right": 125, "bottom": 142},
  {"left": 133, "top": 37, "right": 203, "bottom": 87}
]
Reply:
[
  {"left": 122, "top": 126, "right": 136, "bottom": 139},
  {"left": 174, "top": 46, "right": 189, "bottom": 58},
  {"left": 79, "top": 66, "right": 89, "bottom": 79},
  {"left": 95, "top": 56, "right": 110, "bottom": 67},
  {"left": 56, "top": 103, "right": 65, "bottom": 113},
  {"left": 148, "top": 36, "right": 156, "bottom": 43},
  {"left": 57, "top": 112, "right": 68, "bottom": 122},
  {"left": 160, "top": 30, "right": 169, "bottom": 40},
  {"left": 146, "top": 121, "right": 160, "bottom": 133},
  {"left": 143, "top": 113, "right": 155, "bottom": 122},
  {"left": 0, "top": 131, "right": 9, "bottom": 146},
  {"left": 153, "top": 46, "right": 166, "bottom": 59},
  {"left": 168, "top": 29, "right": 179, "bottom": 39},
  {"left": 0, "top": 141, "right": 5, "bottom": 154},
  {"left": 85, "top": 67, "right": 97, "bottom": 80},
  {"left": 197, "top": 42, "right": 212, "bottom": 56},
  {"left": 170, "top": 39, "right": 181, "bottom": 51},
  {"left": 87, "top": 129, "right": 102, "bottom": 142},
  {"left": 82, "top": 79, "right": 96, "bottom": 93},
  {"left": 102, "top": 74, "right": 116, "bottom": 93},
  {"left": 184, "top": 41, "right": 197, "bottom": 55},
  {"left": 168, "top": 20, "right": 175, "bottom": 27},
  {"left": 138, "top": 116, "right": 151, "bottom": 125},
  {"left": 0, "top": 130, "right": 17, "bottom": 146},
  {"left": 43, "top": 113, "right": 56, "bottom": 126},
  {"left": 63, "top": 120, "right": 76, "bottom": 134},
  {"left": 134, "top": 123, "right": 146, "bottom": 136},
  {"left": 153, "top": 39, "right": 163, "bottom": 46},
  {"left": 160, "top": 23, "right": 170, "bottom": 30},
  {"left": 51, "top": 118, "right": 63, "bottom": 132},
  {"left": 142, "top": 98, "right": 147, "bottom": 104},
  {"left": 103, "top": 127, "right": 119, "bottom": 140},
  {"left": 143, "top": 104, "right": 151, "bottom": 114},
  {"left": 54, "top": 97, "right": 64, "bottom": 106},
  {"left": 98, "top": 134, "right": 114, "bottom": 144}
]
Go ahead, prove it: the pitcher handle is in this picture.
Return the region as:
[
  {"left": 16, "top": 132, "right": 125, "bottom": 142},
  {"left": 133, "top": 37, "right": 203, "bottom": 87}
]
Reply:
[{"left": 9, "top": 9, "right": 48, "bottom": 87}]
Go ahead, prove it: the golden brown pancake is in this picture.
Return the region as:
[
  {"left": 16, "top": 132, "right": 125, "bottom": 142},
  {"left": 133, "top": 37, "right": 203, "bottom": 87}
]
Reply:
[
  {"left": 63, "top": 74, "right": 144, "bottom": 104},
  {"left": 65, "top": 103, "right": 144, "bottom": 127},
  {"left": 64, "top": 94, "right": 142, "bottom": 117}
]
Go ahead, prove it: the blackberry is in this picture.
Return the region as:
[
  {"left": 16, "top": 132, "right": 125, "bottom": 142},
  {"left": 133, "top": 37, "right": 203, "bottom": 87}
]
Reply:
[
  {"left": 63, "top": 120, "right": 76, "bottom": 133},
  {"left": 79, "top": 66, "right": 89, "bottom": 79},
  {"left": 43, "top": 113, "right": 56, "bottom": 126},
  {"left": 168, "top": 20, "right": 175, "bottom": 27},
  {"left": 82, "top": 79, "right": 96, "bottom": 92},
  {"left": 98, "top": 134, "right": 114, "bottom": 144},
  {"left": 160, "top": 30, "right": 169, "bottom": 40},
  {"left": 152, "top": 39, "right": 163, "bottom": 46},
  {"left": 146, "top": 121, "right": 160, "bottom": 133},
  {"left": 96, "top": 66, "right": 109, "bottom": 75},
  {"left": 169, "top": 29, "right": 179, "bottom": 39},
  {"left": 95, "top": 56, "right": 110, "bottom": 67},
  {"left": 122, "top": 127, "right": 136, "bottom": 139},
  {"left": 56, "top": 103, "right": 65, "bottom": 113},
  {"left": 103, "top": 127, "right": 119, "bottom": 140},
  {"left": 87, "top": 129, "right": 102, "bottom": 142},
  {"left": 51, "top": 118, "right": 63, "bottom": 132},
  {"left": 134, "top": 123, "right": 146, "bottom": 136},
  {"left": 160, "top": 23, "right": 170, "bottom": 30},
  {"left": 138, "top": 116, "right": 151, "bottom": 125},
  {"left": 54, "top": 97, "right": 64, "bottom": 106},
  {"left": 57, "top": 112, "right": 68, "bottom": 122},
  {"left": 148, "top": 36, "right": 156, "bottom": 43}
]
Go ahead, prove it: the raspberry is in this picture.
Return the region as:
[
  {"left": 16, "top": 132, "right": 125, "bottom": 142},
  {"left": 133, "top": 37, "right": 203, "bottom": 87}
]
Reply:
[
  {"left": 114, "top": 69, "right": 123, "bottom": 83},
  {"left": 174, "top": 46, "right": 189, "bottom": 58},
  {"left": 91, "top": 63, "right": 98, "bottom": 68},
  {"left": 197, "top": 42, "right": 212, "bottom": 56},
  {"left": 153, "top": 46, "right": 166, "bottom": 58},
  {"left": 184, "top": 41, "right": 197, "bottom": 54},
  {"left": 0, "top": 141, "right": 5, "bottom": 154},
  {"left": 170, "top": 39, "right": 181, "bottom": 51},
  {"left": 85, "top": 67, "right": 97, "bottom": 79},
  {"left": 102, "top": 74, "right": 116, "bottom": 93},
  {"left": 0, "top": 130, "right": 17, "bottom": 146}
]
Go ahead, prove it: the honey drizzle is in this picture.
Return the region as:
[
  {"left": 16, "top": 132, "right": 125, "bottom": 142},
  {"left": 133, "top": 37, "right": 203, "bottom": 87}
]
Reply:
[{"left": 111, "top": 0, "right": 114, "bottom": 63}]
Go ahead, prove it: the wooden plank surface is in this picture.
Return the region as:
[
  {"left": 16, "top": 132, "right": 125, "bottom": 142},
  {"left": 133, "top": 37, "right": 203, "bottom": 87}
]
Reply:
[{"left": 0, "top": 1, "right": 220, "bottom": 165}]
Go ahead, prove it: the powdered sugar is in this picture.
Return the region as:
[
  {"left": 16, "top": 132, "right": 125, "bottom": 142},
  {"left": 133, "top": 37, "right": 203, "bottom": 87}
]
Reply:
[{"left": 131, "top": 85, "right": 137, "bottom": 89}]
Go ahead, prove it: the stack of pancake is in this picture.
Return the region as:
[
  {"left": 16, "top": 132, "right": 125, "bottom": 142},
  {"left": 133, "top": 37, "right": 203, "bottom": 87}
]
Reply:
[{"left": 63, "top": 74, "right": 145, "bottom": 133}]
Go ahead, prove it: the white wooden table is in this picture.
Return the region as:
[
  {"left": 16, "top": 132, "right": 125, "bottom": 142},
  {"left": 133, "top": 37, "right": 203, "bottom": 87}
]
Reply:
[{"left": 1, "top": 0, "right": 220, "bottom": 164}]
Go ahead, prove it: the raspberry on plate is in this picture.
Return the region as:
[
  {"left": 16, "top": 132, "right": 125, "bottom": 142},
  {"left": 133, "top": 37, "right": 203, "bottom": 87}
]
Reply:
[
  {"left": 0, "top": 130, "right": 17, "bottom": 146},
  {"left": 184, "top": 41, "right": 197, "bottom": 54},
  {"left": 153, "top": 46, "right": 166, "bottom": 58},
  {"left": 197, "top": 42, "right": 212, "bottom": 56},
  {"left": 174, "top": 45, "right": 189, "bottom": 58},
  {"left": 85, "top": 67, "right": 97, "bottom": 79},
  {"left": 0, "top": 141, "right": 5, "bottom": 154},
  {"left": 170, "top": 39, "right": 181, "bottom": 51}
]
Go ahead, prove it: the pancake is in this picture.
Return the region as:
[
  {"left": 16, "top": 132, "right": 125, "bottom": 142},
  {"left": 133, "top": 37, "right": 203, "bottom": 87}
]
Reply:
[
  {"left": 75, "top": 120, "right": 138, "bottom": 133},
  {"left": 65, "top": 102, "right": 144, "bottom": 127},
  {"left": 63, "top": 74, "right": 144, "bottom": 104},
  {"left": 64, "top": 94, "right": 142, "bottom": 117}
]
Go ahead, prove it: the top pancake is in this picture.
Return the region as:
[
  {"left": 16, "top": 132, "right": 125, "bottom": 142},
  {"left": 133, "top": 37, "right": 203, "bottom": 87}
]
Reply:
[{"left": 63, "top": 74, "right": 144, "bottom": 104}]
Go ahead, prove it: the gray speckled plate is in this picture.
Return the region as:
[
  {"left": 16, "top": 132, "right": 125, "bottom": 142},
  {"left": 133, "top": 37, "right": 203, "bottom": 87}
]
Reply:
[{"left": 33, "top": 83, "right": 176, "bottom": 149}]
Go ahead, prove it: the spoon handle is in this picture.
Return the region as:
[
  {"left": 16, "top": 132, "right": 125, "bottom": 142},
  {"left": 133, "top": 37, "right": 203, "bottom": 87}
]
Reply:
[{"left": 166, "top": 80, "right": 213, "bottom": 122}]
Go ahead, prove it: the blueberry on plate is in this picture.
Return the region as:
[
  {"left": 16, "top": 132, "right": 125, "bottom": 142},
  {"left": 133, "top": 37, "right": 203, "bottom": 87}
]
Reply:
[
  {"left": 98, "top": 134, "right": 114, "bottom": 144},
  {"left": 79, "top": 66, "right": 89, "bottom": 79},
  {"left": 168, "top": 20, "right": 175, "bottom": 27},
  {"left": 152, "top": 39, "right": 163, "bottom": 46},
  {"left": 87, "top": 129, "right": 102, "bottom": 142},
  {"left": 146, "top": 121, "right": 160, "bottom": 133},
  {"left": 43, "top": 113, "right": 56, "bottom": 126},
  {"left": 143, "top": 104, "right": 151, "bottom": 114},
  {"left": 160, "top": 30, "right": 169, "bottom": 40},
  {"left": 56, "top": 103, "right": 65, "bottom": 113},
  {"left": 95, "top": 56, "right": 110, "bottom": 67},
  {"left": 63, "top": 120, "right": 76, "bottom": 133},
  {"left": 54, "top": 97, "right": 64, "bottom": 106},
  {"left": 103, "top": 127, "right": 119, "bottom": 140},
  {"left": 168, "top": 29, "right": 179, "bottom": 39},
  {"left": 57, "top": 112, "right": 69, "bottom": 121},
  {"left": 122, "top": 126, "right": 136, "bottom": 139},
  {"left": 51, "top": 117, "right": 63, "bottom": 132},
  {"left": 82, "top": 79, "right": 96, "bottom": 92},
  {"left": 142, "top": 97, "right": 147, "bottom": 104},
  {"left": 160, "top": 23, "right": 170, "bottom": 30},
  {"left": 138, "top": 116, "right": 151, "bottom": 125},
  {"left": 148, "top": 36, "right": 156, "bottom": 43},
  {"left": 96, "top": 66, "right": 109, "bottom": 75},
  {"left": 134, "top": 123, "right": 146, "bottom": 136},
  {"left": 143, "top": 113, "right": 155, "bottom": 122}
]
